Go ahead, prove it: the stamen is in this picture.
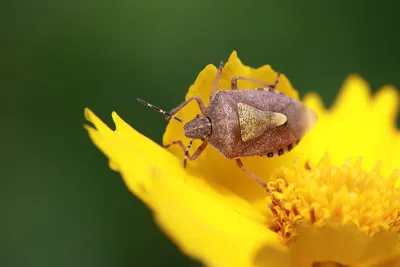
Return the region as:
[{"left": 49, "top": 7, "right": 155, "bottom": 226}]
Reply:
[{"left": 266, "top": 155, "right": 400, "bottom": 244}]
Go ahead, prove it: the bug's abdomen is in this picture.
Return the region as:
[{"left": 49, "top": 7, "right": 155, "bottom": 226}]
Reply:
[
  {"left": 237, "top": 126, "right": 298, "bottom": 157},
  {"left": 237, "top": 96, "right": 316, "bottom": 157}
]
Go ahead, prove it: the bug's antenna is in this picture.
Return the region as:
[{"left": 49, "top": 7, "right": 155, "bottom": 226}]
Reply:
[{"left": 137, "top": 98, "right": 184, "bottom": 123}]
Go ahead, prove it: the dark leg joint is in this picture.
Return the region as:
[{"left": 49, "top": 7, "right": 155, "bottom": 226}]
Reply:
[
  {"left": 164, "top": 139, "right": 209, "bottom": 169},
  {"left": 272, "top": 72, "right": 281, "bottom": 88}
]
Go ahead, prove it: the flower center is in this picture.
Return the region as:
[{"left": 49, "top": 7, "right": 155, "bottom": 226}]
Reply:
[{"left": 266, "top": 155, "right": 400, "bottom": 244}]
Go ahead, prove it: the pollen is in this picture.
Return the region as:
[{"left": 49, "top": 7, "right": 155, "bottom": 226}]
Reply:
[{"left": 266, "top": 154, "right": 400, "bottom": 244}]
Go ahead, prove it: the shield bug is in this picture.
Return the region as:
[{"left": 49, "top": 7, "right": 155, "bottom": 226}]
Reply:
[{"left": 137, "top": 61, "right": 318, "bottom": 191}]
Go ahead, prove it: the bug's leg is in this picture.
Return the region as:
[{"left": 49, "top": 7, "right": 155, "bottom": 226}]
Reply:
[
  {"left": 169, "top": 96, "right": 206, "bottom": 117},
  {"left": 183, "top": 138, "right": 209, "bottom": 168},
  {"left": 164, "top": 140, "right": 186, "bottom": 151},
  {"left": 210, "top": 61, "right": 226, "bottom": 101},
  {"left": 231, "top": 72, "right": 281, "bottom": 90},
  {"left": 235, "top": 159, "right": 268, "bottom": 191},
  {"left": 164, "top": 139, "right": 209, "bottom": 168}
]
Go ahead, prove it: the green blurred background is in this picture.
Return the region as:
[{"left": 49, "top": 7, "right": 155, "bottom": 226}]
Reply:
[{"left": 1, "top": 0, "right": 399, "bottom": 266}]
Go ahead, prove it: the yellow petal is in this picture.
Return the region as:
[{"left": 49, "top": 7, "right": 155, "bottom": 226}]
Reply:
[
  {"left": 255, "top": 226, "right": 398, "bottom": 267},
  {"left": 84, "top": 108, "right": 283, "bottom": 267},
  {"left": 302, "top": 75, "right": 400, "bottom": 177},
  {"left": 365, "top": 253, "right": 400, "bottom": 267},
  {"left": 291, "top": 226, "right": 398, "bottom": 267}
]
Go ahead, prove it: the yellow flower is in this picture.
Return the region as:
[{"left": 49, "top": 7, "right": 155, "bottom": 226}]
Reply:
[{"left": 84, "top": 52, "right": 400, "bottom": 267}]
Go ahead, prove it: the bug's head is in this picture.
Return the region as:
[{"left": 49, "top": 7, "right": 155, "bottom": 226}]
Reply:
[{"left": 184, "top": 115, "right": 212, "bottom": 140}]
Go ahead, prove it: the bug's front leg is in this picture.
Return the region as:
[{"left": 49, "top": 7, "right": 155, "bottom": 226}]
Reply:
[
  {"left": 164, "top": 139, "right": 209, "bottom": 168},
  {"left": 231, "top": 72, "right": 281, "bottom": 90}
]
